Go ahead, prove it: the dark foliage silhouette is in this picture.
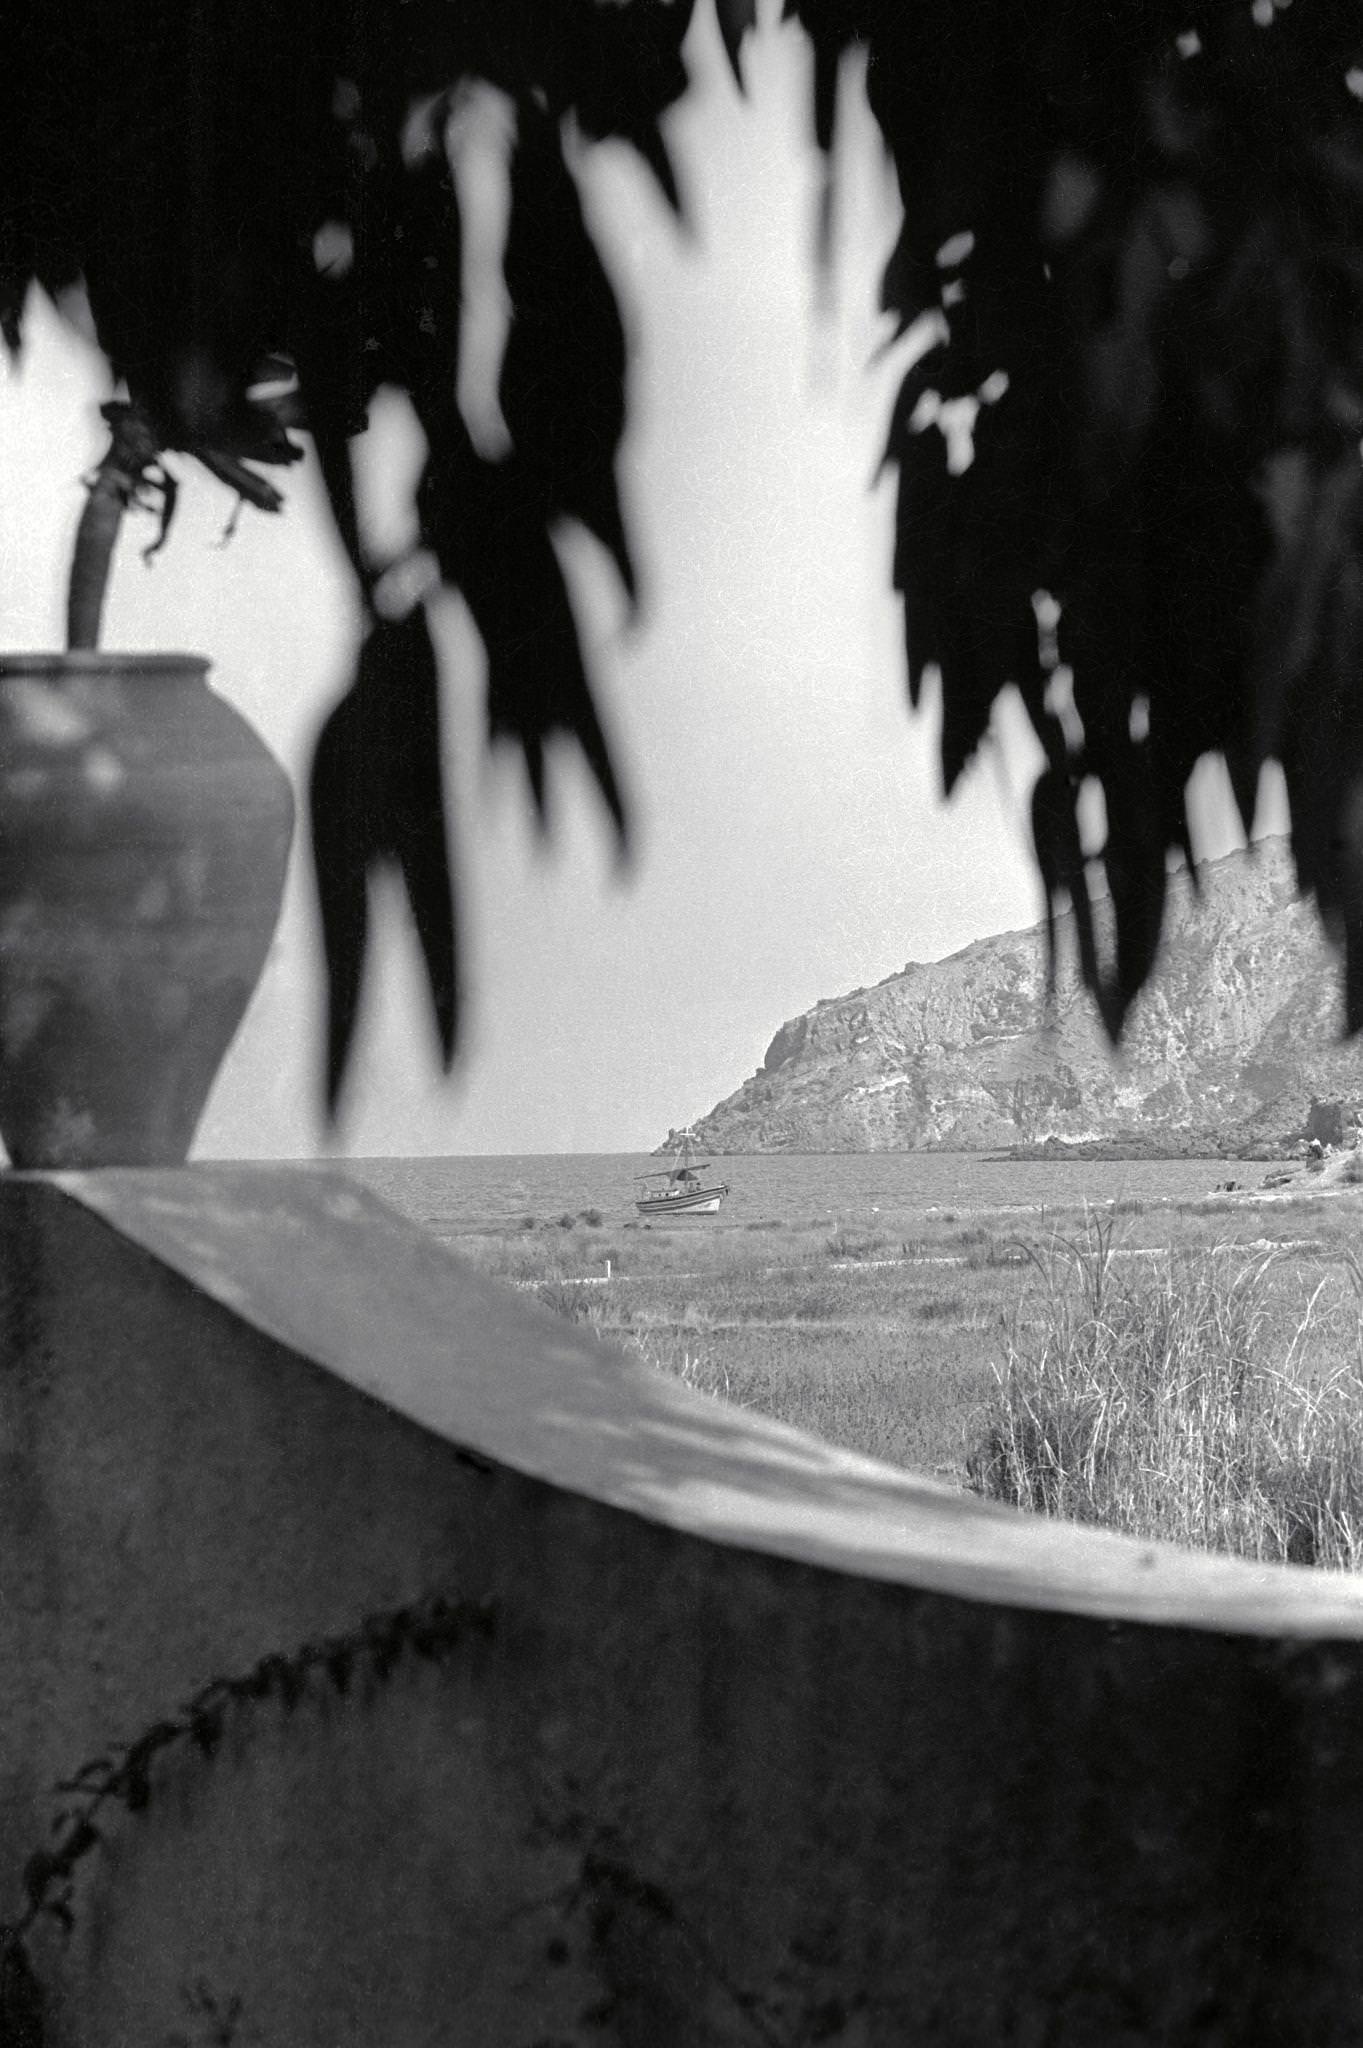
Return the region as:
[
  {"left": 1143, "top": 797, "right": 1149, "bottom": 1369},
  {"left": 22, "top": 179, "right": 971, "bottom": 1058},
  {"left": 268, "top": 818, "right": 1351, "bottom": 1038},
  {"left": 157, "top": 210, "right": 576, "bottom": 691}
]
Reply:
[
  {"left": 793, "top": 0, "right": 1363, "bottom": 1033},
  {"left": 3, "top": 0, "right": 1362, "bottom": 1097}
]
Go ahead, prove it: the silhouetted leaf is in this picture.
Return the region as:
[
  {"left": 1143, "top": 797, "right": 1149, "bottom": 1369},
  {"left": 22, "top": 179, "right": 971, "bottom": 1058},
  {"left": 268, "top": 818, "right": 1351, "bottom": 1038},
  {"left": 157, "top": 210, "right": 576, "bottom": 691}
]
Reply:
[
  {"left": 419, "top": 429, "right": 627, "bottom": 842},
  {"left": 626, "top": 122, "right": 684, "bottom": 219},
  {"left": 309, "top": 688, "right": 374, "bottom": 1112},
  {"left": 302, "top": 125, "right": 464, "bottom": 439},
  {"left": 501, "top": 106, "right": 636, "bottom": 600},
  {"left": 714, "top": 0, "right": 758, "bottom": 86},
  {"left": 567, "top": 0, "right": 694, "bottom": 179},
  {"left": 363, "top": 610, "right": 458, "bottom": 1070},
  {"left": 309, "top": 607, "right": 457, "bottom": 1111}
]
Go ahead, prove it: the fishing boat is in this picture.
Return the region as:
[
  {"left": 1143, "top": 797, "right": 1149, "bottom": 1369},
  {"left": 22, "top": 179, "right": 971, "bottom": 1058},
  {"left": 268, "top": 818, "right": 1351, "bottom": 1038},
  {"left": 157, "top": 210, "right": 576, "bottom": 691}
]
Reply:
[{"left": 635, "top": 1130, "right": 729, "bottom": 1217}]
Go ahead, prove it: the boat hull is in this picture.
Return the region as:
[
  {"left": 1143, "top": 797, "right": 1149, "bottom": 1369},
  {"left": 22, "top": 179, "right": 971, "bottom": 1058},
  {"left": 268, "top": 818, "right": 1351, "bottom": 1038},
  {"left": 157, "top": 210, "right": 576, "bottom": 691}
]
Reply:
[{"left": 635, "top": 1186, "right": 727, "bottom": 1217}]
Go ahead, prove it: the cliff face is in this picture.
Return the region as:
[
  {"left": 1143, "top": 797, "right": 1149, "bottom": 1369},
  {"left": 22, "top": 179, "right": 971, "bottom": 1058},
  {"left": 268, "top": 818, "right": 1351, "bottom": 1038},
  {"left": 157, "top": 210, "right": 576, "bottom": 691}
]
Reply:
[{"left": 683, "top": 841, "right": 1363, "bottom": 1154}]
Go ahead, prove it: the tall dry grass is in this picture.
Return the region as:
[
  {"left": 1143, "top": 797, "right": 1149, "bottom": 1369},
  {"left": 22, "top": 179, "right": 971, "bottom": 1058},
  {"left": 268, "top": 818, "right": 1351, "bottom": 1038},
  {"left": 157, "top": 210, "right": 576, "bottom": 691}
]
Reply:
[
  {"left": 968, "top": 1217, "right": 1363, "bottom": 1567},
  {"left": 533, "top": 1282, "right": 734, "bottom": 1400}
]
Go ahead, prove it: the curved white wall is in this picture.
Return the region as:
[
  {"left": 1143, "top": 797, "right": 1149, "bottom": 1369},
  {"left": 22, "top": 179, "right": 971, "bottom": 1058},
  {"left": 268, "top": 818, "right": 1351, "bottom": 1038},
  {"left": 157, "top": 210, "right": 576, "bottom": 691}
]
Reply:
[{"left": 4, "top": 1167, "right": 1363, "bottom": 2043}]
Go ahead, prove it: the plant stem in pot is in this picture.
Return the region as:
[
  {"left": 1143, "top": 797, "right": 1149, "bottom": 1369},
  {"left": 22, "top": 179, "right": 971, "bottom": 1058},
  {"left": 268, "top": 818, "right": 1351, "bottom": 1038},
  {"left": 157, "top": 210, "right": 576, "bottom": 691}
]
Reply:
[{"left": 66, "top": 403, "right": 165, "bottom": 652}]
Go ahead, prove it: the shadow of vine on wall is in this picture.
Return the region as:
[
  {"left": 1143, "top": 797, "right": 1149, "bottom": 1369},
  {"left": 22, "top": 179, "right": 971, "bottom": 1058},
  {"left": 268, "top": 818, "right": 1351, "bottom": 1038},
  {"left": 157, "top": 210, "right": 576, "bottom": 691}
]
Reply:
[
  {"left": 0, "top": 1588, "right": 871, "bottom": 2047},
  {"left": 0, "top": 1595, "right": 498, "bottom": 2048}
]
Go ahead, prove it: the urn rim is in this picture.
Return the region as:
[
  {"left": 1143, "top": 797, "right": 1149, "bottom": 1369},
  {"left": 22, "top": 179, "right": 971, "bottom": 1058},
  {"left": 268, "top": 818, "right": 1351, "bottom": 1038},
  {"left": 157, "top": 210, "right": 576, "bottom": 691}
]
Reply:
[{"left": 0, "top": 651, "right": 211, "bottom": 679}]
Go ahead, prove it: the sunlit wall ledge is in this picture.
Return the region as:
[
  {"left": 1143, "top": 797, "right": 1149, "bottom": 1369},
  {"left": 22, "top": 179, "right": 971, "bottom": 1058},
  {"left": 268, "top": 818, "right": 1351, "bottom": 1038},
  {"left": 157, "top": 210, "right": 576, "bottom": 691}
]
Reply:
[{"left": 4, "top": 1166, "right": 1363, "bottom": 2043}]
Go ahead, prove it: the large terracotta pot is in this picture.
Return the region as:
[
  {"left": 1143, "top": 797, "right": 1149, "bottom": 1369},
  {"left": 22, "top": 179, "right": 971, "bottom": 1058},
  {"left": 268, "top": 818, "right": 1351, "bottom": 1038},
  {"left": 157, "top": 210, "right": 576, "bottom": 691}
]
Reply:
[{"left": 0, "top": 652, "right": 295, "bottom": 1168}]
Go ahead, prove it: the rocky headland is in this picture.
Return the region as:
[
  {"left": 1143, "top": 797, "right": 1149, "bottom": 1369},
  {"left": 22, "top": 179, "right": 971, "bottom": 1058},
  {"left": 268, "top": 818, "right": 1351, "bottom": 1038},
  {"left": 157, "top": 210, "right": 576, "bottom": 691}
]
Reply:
[{"left": 674, "top": 839, "right": 1363, "bottom": 1158}]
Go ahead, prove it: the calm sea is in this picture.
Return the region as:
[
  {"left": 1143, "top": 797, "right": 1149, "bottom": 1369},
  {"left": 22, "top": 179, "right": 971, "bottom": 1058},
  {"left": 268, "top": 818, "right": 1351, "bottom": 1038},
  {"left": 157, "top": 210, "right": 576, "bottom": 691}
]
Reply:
[{"left": 328, "top": 1152, "right": 1241, "bottom": 1248}]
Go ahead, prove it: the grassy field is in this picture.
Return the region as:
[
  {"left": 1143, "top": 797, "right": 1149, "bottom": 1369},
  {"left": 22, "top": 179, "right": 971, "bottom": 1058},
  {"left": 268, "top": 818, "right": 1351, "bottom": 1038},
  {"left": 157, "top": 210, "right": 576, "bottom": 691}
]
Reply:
[{"left": 449, "top": 1184, "right": 1363, "bottom": 1519}]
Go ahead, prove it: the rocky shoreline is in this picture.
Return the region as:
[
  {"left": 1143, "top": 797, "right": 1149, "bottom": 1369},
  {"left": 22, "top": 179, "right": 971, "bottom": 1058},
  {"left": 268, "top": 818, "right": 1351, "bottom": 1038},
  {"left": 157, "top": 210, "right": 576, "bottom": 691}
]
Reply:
[{"left": 992, "top": 1133, "right": 1301, "bottom": 1164}]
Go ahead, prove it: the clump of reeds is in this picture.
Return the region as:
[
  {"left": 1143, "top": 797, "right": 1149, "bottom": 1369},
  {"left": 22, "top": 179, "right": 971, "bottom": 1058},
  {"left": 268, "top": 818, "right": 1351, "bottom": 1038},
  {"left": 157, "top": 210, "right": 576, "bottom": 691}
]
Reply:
[
  {"left": 533, "top": 1278, "right": 596, "bottom": 1321},
  {"left": 629, "top": 1328, "right": 733, "bottom": 1401},
  {"left": 968, "top": 1215, "right": 1363, "bottom": 1569}
]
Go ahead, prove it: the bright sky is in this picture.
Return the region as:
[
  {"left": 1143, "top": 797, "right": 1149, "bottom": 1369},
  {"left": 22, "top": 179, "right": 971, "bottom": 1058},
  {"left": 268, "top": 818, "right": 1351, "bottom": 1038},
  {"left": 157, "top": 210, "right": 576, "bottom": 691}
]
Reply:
[{"left": 0, "top": 6, "right": 1264, "bottom": 1158}]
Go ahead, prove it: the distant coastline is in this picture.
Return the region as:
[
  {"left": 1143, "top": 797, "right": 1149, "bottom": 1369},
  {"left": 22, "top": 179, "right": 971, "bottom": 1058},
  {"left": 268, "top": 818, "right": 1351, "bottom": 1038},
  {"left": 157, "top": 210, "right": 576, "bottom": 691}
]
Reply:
[
  {"left": 656, "top": 1133, "right": 1301, "bottom": 1162},
  {"left": 990, "top": 1132, "right": 1301, "bottom": 1164}
]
